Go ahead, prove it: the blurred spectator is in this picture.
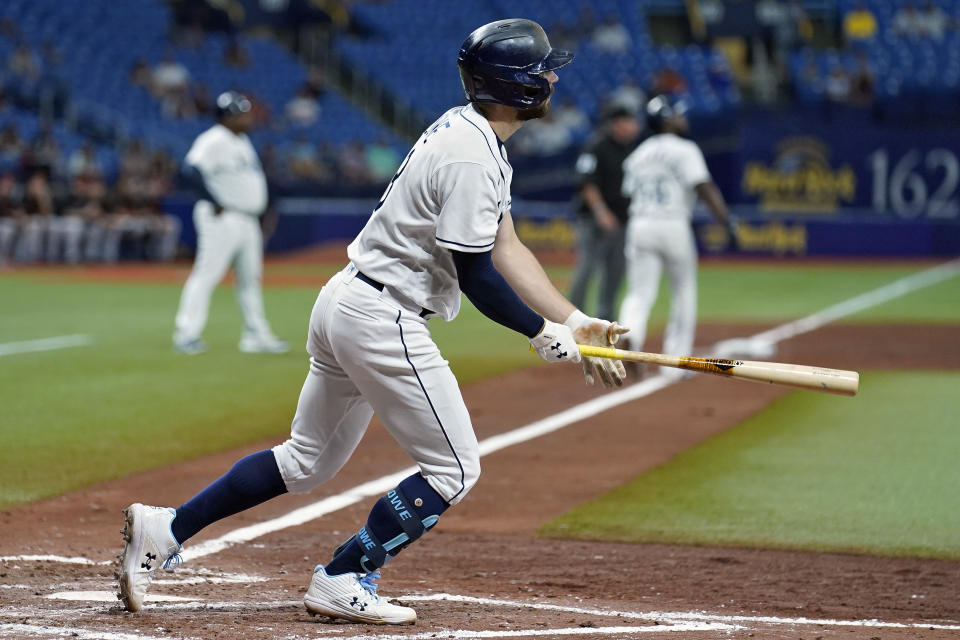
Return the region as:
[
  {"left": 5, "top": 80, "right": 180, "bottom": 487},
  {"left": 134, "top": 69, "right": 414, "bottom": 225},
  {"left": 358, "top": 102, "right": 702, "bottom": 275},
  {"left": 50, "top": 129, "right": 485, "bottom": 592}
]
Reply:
[
  {"left": 26, "top": 129, "right": 63, "bottom": 178},
  {"left": 365, "top": 139, "right": 401, "bottom": 183},
  {"left": 592, "top": 15, "right": 631, "bottom": 53},
  {"left": 607, "top": 77, "right": 646, "bottom": 114},
  {"left": 652, "top": 66, "right": 689, "bottom": 96},
  {"left": 897, "top": 1, "right": 950, "bottom": 39},
  {"left": 40, "top": 41, "right": 62, "bottom": 69},
  {"left": 0, "top": 171, "right": 22, "bottom": 266},
  {"left": 285, "top": 86, "right": 321, "bottom": 126},
  {"left": 68, "top": 142, "right": 103, "bottom": 181},
  {"left": 919, "top": 1, "right": 949, "bottom": 39},
  {"left": 338, "top": 142, "right": 372, "bottom": 184},
  {"left": 825, "top": 65, "right": 851, "bottom": 103},
  {"left": 192, "top": 84, "right": 213, "bottom": 116},
  {"left": 548, "top": 21, "right": 578, "bottom": 50},
  {"left": 553, "top": 97, "right": 590, "bottom": 139},
  {"left": 62, "top": 174, "right": 109, "bottom": 262},
  {"left": 224, "top": 37, "right": 250, "bottom": 68},
  {"left": 0, "top": 125, "right": 23, "bottom": 165},
  {"left": 8, "top": 43, "right": 41, "bottom": 81},
  {"left": 801, "top": 59, "right": 824, "bottom": 96},
  {"left": 575, "top": 5, "right": 598, "bottom": 41},
  {"left": 758, "top": 0, "right": 812, "bottom": 72},
  {"left": 152, "top": 51, "right": 191, "bottom": 97},
  {"left": 843, "top": 0, "right": 878, "bottom": 45},
  {"left": 22, "top": 167, "right": 55, "bottom": 263},
  {"left": 514, "top": 112, "right": 573, "bottom": 156},
  {"left": 849, "top": 53, "right": 875, "bottom": 106},
  {"left": 304, "top": 65, "right": 328, "bottom": 99},
  {"left": 143, "top": 150, "right": 176, "bottom": 201},
  {"left": 120, "top": 140, "right": 151, "bottom": 183},
  {"left": 248, "top": 93, "right": 273, "bottom": 128},
  {"left": 894, "top": 2, "right": 924, "bottom": 37},
  {"left": 287, "top": 136, "right": 329, "bottom": 182},
  {"left": 128, "top": 58, "right": 153, "bottom": 89},
  {"left": 0, "top": 18, "right": 19, "bottom": 40}
]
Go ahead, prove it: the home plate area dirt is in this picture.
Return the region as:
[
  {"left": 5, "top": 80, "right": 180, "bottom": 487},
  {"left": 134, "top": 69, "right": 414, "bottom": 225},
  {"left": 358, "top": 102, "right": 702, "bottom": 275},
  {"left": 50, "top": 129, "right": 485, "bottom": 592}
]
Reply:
[{"left": 2, "top": 324, "right": 959, "bottom": 639}]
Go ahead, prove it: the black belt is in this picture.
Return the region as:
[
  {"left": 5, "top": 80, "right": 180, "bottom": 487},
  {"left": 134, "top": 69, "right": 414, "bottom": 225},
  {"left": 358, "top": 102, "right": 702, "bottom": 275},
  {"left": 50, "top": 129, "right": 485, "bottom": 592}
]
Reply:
[{"left": 356, "top": 271, "right": 434, "bottom": 318}]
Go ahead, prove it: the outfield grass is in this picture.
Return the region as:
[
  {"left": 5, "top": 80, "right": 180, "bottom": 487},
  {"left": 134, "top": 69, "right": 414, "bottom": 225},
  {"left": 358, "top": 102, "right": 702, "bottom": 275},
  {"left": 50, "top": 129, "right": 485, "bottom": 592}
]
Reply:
[
  {"left": 540, "top": 371, "right": 960, "bottom": 560},
  {"left": 1, "top": 260, "right": 956, "bottom": 509}
]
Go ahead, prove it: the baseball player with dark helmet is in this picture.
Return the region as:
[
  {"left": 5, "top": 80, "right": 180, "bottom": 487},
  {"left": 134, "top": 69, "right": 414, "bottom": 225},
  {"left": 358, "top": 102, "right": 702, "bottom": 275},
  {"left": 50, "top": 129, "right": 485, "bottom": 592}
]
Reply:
[
  {"left": 619, "top": 95, "right": 735, "bottom": 374},
  {"left": 118, "top": 19, "right": 627, "bottom": 624},
  {"left": 172, "top": 90, "right": 288, "bottom": 355}
]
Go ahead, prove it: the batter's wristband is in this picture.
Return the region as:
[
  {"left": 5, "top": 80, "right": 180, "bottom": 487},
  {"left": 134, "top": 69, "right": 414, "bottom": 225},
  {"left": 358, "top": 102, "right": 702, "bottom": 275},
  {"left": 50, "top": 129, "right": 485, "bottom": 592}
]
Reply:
[{"left": 563, "top": 309, "right": 589, "bottom": 330}]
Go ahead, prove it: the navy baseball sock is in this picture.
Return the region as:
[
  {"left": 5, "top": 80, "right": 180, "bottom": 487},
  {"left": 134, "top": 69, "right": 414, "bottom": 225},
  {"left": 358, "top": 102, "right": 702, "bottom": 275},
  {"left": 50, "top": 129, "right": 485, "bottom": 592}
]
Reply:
[
  {"left": 171, "top": 450, "right": 287, "bottom": 545},
  {"left": 325, "top": 473, "right": 448, "bottom": 576}
]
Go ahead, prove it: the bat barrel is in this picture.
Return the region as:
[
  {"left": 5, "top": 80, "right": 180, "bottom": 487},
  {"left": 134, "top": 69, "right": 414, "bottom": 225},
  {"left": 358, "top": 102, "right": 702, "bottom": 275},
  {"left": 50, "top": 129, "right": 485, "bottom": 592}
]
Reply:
[
  {"left": 706, "top": 358, "right": 860, "bottom": 396},
  {"left": 578, "top": 345, "right": 859, "bottom": 396}
]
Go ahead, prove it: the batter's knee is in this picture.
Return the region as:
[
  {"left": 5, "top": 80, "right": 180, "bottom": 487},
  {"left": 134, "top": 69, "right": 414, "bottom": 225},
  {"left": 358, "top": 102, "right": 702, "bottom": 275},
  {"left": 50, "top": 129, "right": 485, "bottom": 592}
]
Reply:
[
  {"left": 271, "top": 438, "right": 341, "bottom": 494},
  {"left": 423, "top": 451, "right": 481, "bottom": 506}
]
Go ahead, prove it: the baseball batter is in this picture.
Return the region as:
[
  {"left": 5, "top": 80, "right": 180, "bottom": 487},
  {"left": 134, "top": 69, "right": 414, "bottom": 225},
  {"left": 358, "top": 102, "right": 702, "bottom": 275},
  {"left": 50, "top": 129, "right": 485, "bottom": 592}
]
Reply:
[
  {"left": 118, "top": 19, "right": 627, "bottom": 625},
  {"left": 172, "top": 91, "right": 288, "bottom": 354},
  {"left": 619, "top": 95, "right": 735, "bottom": 370}
]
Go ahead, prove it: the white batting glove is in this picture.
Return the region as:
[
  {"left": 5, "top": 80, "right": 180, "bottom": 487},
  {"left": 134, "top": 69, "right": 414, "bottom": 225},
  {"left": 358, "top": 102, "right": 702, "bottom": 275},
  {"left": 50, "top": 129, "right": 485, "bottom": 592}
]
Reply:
[
  {"left": 529, "top": 319, "right": 581, "bottom": 364},
  {"left": 564, "top": 310, "right": 630, "bottom": 387}
]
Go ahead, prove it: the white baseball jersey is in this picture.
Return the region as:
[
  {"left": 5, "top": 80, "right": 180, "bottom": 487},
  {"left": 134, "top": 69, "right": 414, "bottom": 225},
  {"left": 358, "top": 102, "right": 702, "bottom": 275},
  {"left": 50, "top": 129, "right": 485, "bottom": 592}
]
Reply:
[
  {"left": 348, "top": 104, "right": 513, "bottom": 321},
  {"left": 185, "top": 124, "right": 268, "bottom": 216},
  {"left": 621, "top": 133, "right": 710, "bottom": 220}
]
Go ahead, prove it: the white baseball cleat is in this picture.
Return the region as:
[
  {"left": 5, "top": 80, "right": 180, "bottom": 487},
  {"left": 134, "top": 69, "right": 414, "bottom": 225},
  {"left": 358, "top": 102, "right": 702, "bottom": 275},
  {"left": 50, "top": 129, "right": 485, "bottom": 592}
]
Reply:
[
  {"left": 117, "top": 503, "right": 181, "bottom": 612},
  {"left": 304, "top": 566, "right": 416, "bottom": 625},
  {"left": 173, "top": 337, "right": 208, "bottom": 355},
  {"left": 239, "top": 333, "right": 290, "bottom": 354}
]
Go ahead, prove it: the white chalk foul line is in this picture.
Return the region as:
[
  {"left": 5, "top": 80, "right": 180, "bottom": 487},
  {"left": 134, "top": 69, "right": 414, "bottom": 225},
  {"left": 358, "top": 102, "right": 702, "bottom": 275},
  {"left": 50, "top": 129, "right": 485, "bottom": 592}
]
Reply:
[
  {"left": 307, "top": 623, "right": 736, "bottom": 640},
  {"left": 752, "top": 257, "right": 960, "bottom": 345},
  {"left": 0, "top": 623, "right": 199, "bottom": 640},
  {"left": 0, "top": 334, "right": 93, "bottom": 357},
  {"left": 406, "top": 593, "right": 960, "bottom": 632},
  {"left": 0, "top": 554, "right": 112, "bottom": 566},
  {"left": 181, "top": 258, "right": 960, "bottom": 562}
]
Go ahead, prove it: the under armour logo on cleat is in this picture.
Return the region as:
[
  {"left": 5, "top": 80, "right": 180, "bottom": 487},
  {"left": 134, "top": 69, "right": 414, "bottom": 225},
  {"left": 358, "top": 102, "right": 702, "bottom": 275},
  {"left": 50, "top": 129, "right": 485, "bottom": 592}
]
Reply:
[
  {"left": 141, "top": 552, "right": 157, "bottom": 570},
  {"left": 350, "top": 596, "right": 367, "bottom": 611},
  {"left": 550, "top": 342, "right": 567, "bottom": 359}
]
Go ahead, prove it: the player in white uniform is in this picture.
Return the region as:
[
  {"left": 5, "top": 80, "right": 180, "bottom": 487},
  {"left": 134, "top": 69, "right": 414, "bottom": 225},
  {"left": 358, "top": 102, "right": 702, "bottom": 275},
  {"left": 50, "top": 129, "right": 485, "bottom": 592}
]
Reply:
[
  {"left": 172, "top": 91, "right": 288, "bottom": 354},
  {"left": 117, "top": 20, "right": 628, "bottom": 625},
  {"left": 619, "top": 96, "right": 735, "bottom": 371}
]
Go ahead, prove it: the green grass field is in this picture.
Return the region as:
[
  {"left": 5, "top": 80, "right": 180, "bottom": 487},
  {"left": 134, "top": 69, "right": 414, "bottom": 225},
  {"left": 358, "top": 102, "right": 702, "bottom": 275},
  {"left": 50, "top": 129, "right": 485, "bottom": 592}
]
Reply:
[
  {"left": 1, "top": 260, "right": 957, "bottom": 515},
  {"left": 540, "top": 371, "right": 960, "bottom": 560}
]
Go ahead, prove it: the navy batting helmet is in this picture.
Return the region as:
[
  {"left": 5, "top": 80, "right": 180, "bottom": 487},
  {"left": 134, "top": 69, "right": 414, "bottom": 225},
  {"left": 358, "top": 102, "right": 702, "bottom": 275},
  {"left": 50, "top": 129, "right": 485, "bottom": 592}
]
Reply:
[
  {"left": 645, "top": 95, "right": 688, "bottom": 133},
  {"left": 215, "top": 91, "right": 252, "bottom": 120},
  {"left": 458, "top": 19, "right": 573, "bottom": 109}
]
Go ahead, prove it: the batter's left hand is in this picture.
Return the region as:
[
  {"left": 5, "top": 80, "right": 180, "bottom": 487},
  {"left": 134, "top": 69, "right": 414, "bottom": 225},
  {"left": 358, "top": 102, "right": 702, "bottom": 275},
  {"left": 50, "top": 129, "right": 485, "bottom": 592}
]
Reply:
[{"left": 564, "top": 310, "right": 630, "bottom": 387}]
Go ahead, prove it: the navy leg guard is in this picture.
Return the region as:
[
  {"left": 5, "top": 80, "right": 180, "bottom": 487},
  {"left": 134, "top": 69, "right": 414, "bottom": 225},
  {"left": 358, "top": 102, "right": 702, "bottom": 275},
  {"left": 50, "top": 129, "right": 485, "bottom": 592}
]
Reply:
[{"left": 326, "top": 473, "right": 448, "bottom": 575}]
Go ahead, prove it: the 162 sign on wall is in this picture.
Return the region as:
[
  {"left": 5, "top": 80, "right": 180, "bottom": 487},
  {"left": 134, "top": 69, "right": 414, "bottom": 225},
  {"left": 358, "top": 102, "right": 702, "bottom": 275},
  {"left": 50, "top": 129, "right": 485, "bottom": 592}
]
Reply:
[{"left": 867, "top": 149, "right": 960, "bottom": 218}]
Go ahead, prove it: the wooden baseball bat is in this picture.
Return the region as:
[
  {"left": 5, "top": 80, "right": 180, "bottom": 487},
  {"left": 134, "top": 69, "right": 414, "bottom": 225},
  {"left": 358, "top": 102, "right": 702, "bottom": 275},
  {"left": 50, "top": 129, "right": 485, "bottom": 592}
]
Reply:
[{"left": 580, "top": 345, "right": 859, "bottom": 396}]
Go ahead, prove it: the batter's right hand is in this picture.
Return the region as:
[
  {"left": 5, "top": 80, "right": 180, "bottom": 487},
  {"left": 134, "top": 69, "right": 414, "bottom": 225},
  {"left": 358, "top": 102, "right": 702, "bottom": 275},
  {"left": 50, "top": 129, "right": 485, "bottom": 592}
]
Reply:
[
  {"left": 529, "top": 320, "right": 581, "bottom": 364},
  {"left": 564, "top": 310, "right": 629, "bottom": 387}
]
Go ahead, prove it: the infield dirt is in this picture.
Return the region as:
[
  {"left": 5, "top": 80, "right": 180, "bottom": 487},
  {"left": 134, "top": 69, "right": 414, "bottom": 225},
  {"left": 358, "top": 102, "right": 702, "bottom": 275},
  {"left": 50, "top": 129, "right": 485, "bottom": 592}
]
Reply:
[{"left": 2, "top": 323, "right": 959, "bottom": 639}]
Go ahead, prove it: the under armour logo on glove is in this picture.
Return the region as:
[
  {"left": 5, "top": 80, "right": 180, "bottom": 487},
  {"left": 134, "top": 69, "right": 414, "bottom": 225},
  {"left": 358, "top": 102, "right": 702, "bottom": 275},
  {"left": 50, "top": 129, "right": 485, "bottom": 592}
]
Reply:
[
  {"left": 529, "top": 320, "right": 580, "bottom": 364},
  {"left": 350, "top": 596, "right": 367, "bottom": 611}
]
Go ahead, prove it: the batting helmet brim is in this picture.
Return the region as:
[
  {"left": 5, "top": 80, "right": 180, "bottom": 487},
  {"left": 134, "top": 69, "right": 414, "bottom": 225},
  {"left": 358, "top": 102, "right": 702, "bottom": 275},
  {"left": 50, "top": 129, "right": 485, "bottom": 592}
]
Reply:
[{"left": 532, "top": 48, "right": 574, "bottom": 74}]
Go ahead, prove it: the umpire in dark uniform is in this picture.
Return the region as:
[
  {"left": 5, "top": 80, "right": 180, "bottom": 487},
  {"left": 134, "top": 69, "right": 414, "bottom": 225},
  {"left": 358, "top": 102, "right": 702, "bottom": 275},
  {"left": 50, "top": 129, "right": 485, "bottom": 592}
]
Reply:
[{"left": 568, "top": 104, "right": 641, "bottom": 322}]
